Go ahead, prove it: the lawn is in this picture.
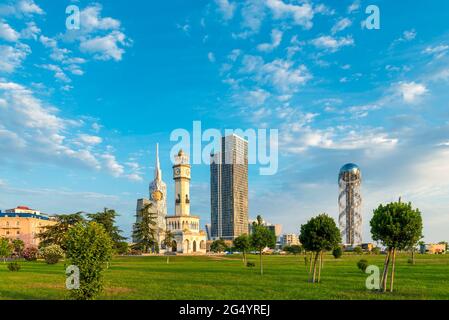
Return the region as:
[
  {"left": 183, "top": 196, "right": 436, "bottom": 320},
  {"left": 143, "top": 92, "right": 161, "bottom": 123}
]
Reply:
[{"left": 0, "top": 253, "right": 448, "bottom": 300}]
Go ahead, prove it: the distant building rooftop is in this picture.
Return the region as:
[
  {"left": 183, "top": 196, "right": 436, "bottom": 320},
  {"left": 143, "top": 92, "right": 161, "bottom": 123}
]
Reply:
[{"left": 0, "top": 205, "right": 52, "bottom": 220}]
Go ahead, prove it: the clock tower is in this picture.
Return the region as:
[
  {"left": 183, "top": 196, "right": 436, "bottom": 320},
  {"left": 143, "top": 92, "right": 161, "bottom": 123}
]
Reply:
[
  {"left": 173, "top": 149, "right": 191, "bottom": 216},
  {"left": 166, "top": 149, "right": 207, "bottom": 254}
]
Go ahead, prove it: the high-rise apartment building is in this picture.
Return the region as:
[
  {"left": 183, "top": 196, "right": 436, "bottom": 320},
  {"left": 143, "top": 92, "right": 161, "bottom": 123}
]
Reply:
[{"left": 210, "top": 134, "right": 248, "bottom": 240}]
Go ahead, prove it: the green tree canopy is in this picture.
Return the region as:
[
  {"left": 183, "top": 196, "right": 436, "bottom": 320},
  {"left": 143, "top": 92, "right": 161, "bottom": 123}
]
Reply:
[
  {"left": 299, "top": 213, "right": 341, "bottom": 283},
  {"left": 370, "top": 200, "right": 423, "bottom": 292},
  {"left": 233, "top": 234, "right": 251, "bottom": 264},
  {"left": 210, "top": 239, "right": 228, "bottom": 253},
  {"left": 87, "top": 208, "right": 126, "bottom": 249},
  {"left": 0, "top": 237, "right": 12, "bottom": 263},
  {"left": 38, "top": 212, "right": 85, "bottom": 250},
  {"left": 250, "top": 216, "right": 276, "bottom": 275},
  {"left": 132, "top": 204, "right": 158, "bottom": 253},
  {"left": 12, "top": 239, "right": 25, "bottom": 257}
]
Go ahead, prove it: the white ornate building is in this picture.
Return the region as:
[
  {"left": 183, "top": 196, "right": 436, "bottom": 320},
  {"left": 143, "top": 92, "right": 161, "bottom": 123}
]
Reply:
[
  {"left": 134, "top": 144, "right": 167, "bottom": 249},
  {"left": 166, "top": 150, "right": 206, "bottom": 254}
]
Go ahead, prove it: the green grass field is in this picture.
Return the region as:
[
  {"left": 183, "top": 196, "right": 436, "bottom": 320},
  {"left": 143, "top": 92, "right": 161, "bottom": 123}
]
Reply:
[{"left": 1, "top": 253, "right": 448, "bottom": 300}]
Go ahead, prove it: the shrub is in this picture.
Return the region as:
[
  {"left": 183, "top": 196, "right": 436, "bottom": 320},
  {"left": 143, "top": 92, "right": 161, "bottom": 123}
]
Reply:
[
  {"left": 371, "top": 247, "right": 381, "bottom": 255},
  {"left": 129, "top": 249, "right": 142, "bottom": 256},
  {"left": 246, "top": 262, "right": 255, "bottom": 268},
  {"left": 115, "top": 241, "right": 130, "bottom": 255},
  {"left": 357, "top": 259, "right": 369, "bottom": 272},
  {"left": 23, "top": 246, "right": 39, "bottom": 261},
  {"left": 65, "top": 222, "right": 113, "bottom": 300},
  {"left": 353, "top": 246, "right": 363, "bottom": 255},
  {"left": 41, "top": 244, "right": 64, "bottom": 264},
  {"left": 7, "top": 262, "right": 21, "bottom": 272},
  {"left": 332, "top": 247, "right": 343, "bottom": 259}
]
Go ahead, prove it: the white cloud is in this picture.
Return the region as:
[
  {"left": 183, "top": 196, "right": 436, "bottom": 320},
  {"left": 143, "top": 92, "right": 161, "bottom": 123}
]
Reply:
[
  {"left": 176, "top": 23, "right": 190, "bottom": 35},
  {"left": 208, "top": 52, "right": 216, "bottom": 63},
  {"left": 266, "top": 0, "right": 314, "bottom": 29},
  {"left": 397, "top": 82, "right": 428, "bottom": 103},
  {"left": 403, "top": 29, "right": 417, "bottom": 41},
  {"left": 347, "top": 1, "right": 360, "bottom": 14},
  {"left": 101, "top": 154, "right": 124, "bottom": 177},
  {"left": 80, "top": 31, "right": 128, "bottom": 61},
  {"left": 233, "top": 0, "right": 266, "bottom": 38},
  {"left": 0, "top": 20, "right": 20, "bottom": 42},
  {"left": 240, "top": 55, "right": 311, "bottom": 94},
  {"left": 79, "top": 4, "right": 121, "bottom": 34},
  {"left": 0, "top": 43, "right": 30, "bottom": 73},
  {"left": 311, "top": 35, "right": 354, "bottom": 52},
  {"left": 20, "top": 21, "right": 41, "bottom": 40},
  {"left": 257, "top": 29, "right": 283, "bottom": 52},
  {"left": 0, "top": 80, "right": 138, "bottom": 180},
  {"left": 331, "top": 18, "right": 352, "bottom": 35},
  {"left": 0, "top": 0, "right": 44, "bottom": 17},
  {"left": 39, "top": 64, "right": 71, "bottom": 83},
  {"left": 78, "top": 134, "right": 103, "bottom": 146},
  {"left": 423, "top": 44, "right": 449, "bottom": 59},
  {"left": 59, "top": 4, "right": 130, "bottom": 63},
  {"left": 215, "top": 0, "right": 236, "bottom": 20},
  {"left": 16, "top": 0, "right": 43, "bottom": 16},
  {"left": 39, "top": 35, "right": 70, "bottom": 62}
]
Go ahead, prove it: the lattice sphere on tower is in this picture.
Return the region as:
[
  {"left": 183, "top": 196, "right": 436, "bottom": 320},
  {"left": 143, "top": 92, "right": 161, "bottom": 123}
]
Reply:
[{"left": 338, "top": 163, "right": 362, "bottom": 246}]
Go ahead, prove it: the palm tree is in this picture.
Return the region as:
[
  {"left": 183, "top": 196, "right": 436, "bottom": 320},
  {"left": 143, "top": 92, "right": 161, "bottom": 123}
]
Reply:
[
  {"left": 162, "top": 230, "right": 175, "bottom": 264},
  {"left": 132, "top": 204, "right": 158, "bottom": 253}
]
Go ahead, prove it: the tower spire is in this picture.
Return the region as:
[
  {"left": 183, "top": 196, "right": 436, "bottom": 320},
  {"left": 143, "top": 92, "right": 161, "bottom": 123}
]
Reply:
[{"left": 155, "top": 143, "right": 162, "bottom": 181}]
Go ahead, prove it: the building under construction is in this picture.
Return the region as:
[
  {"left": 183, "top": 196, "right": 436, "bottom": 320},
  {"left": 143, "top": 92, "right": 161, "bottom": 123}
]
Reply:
[{"left": 338, "top": 163, "right": 362, "bottom": 246}]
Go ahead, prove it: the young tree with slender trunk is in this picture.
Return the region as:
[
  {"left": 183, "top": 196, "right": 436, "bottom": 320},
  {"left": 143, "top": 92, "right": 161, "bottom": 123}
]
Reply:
[
  {"left": 250, "top": 215, "right": 276, "bottom": 275},
  {"left": 233, "top": 234, "right": 251, "bottom": 265},
  {"left": 0, "top": 238, "right": 12, "bottom": 263},
  {"left": 370, "top": 199, "right": 423, "bottom": 292},
  {"left": 299, "top": 214, "right": 341, "bottom": 283},
  {"left": 162, "top": 230, "right": 175, "bottom": 264}
]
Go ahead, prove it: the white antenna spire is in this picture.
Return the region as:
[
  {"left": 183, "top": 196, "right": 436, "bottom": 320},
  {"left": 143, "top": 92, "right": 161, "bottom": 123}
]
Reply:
[{"left": 155, "top": 143, "right": 162, "bottom": 180}]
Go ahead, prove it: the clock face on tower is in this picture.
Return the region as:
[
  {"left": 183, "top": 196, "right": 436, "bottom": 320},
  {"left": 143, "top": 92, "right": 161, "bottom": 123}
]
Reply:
[
  {"left": 174, "top": 168, "right": 181, "bottom": 176},
  {"left": 152, "top": 190, "right": 163, "bottom": 201}
]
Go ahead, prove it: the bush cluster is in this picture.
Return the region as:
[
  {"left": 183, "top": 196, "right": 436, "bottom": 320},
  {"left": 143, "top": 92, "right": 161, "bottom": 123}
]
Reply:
[
  {"left": 41, "top": 244, "right": 64, "bottom": 264},
  {"left": 7, "top": 262, "right": 21, "bottom": 272}
]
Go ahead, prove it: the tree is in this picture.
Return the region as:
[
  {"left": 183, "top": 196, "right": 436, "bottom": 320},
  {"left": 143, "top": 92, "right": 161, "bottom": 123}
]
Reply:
[
  {"left": 65, "top": 222, "right": 113, "bottom": 300},
  {"left": 115, "top": 242, "right": 130, "bottom": 255},
  {"left": 370, "top": 199, "right": 423, "bottom": 292},
  {"left": 299, "top": 214, "right": 341, "bottom": 283},
  {"left": 87, "top": 208, "right": 126, "bottom": 251},
  {"left": 0, "top": 238, "right": 12, "bottom": 263},
  {"left": 233, "top": 234, "right": 251, "bottom": 265},
  {"left": 210, "top": 239, "right": 228, "bottom": 253},
  {"left": 12, "top": 239, "right": 25, "bottom": 257},
  {"left": 332, "top": 246, "right": 343, "bottom": 259},
  {"left": 132, "top": 204, "right": 158, "bottom": 253},
  {"left": 250, "top": 215, "right": 276, "bottom": 276},
  {"left": 41, "top": 244, "right": 64, "bottom": 264},
  {"left": 284, "top": 245, "right": 303, "bottom": 255},
  {"left": 38, "top": 212, "right": 85, "bottom": 250},
  {"left": 162, "top": 230, "right": 175, "bottom": 264}
]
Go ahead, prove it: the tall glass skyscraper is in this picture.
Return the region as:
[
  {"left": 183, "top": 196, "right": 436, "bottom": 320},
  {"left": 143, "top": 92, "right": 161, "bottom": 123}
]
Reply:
[{"left": 210, "top": 134, "right": 248, "bottom": 240}]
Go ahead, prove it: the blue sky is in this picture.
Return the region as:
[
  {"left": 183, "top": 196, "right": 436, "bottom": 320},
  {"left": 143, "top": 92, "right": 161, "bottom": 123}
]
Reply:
[{"left": 1, "top": 0, "right": 449, "bottom": 242}]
